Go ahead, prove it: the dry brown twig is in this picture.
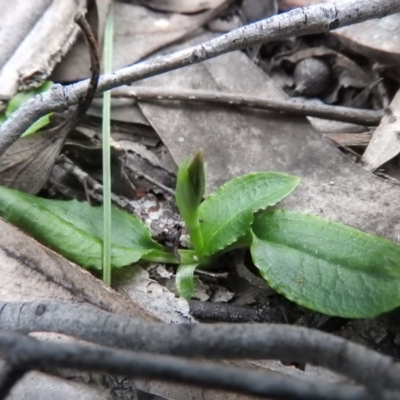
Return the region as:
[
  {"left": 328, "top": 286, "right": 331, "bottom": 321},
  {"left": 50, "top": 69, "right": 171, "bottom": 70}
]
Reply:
[
  {"left": 0, "top": 300, "right": 400, "bottom": 400},
  {"left": 111, "top": 86, "right": 383, "bottom": 126},
  {"left": 0, "top": 299, "right": 399, "bottom": 396},
  {"left": 0, "top": 0, "right": 398, "bottom": 155},
  {"left": 0, "top": 329, "right": 379, "bottom": 400}
]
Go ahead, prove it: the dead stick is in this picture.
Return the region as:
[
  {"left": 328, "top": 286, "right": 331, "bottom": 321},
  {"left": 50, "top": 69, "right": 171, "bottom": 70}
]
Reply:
[
  {"left": 72, "top": 12, "right": 101, "bottom": 121},
  {"left": 0, "top": 0, "right": 398, "bottom": 155},
  {"left": 0, "top": 330, "right": 374, "bottom": 400},
  {"left": 42, "top": 12, "right": 101, "bottom": 145},
  {"left": 111, "top": 86, "right": 382, "bottom": 126},
  {"left": 0, "top": 299, "right": 399, "bottom": 392}
]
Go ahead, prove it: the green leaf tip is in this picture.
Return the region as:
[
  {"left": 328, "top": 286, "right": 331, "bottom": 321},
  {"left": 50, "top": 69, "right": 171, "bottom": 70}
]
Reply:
[
  {"left": 199, "top": 172, "right": 300, "bottom": 257},
  {"left": 175, "top": 151, "right": 206, "bottom": 253},
  {"left": 187, "top": 150, "right": 205, "bottom": 205},
  {"left": 251, "top": 210, "right": 400, "bottom": 318}
]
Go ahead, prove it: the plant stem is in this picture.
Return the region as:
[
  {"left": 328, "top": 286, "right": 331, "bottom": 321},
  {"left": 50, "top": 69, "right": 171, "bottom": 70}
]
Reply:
[
  {"left": 141, "top": 249, "right": 181, "bottom": 265},
  {"left": 102, "top": 4, "right": 114, "bottom": 286},
  {"left": 179, "top": 249, "right": 200, "bottom": 265}
]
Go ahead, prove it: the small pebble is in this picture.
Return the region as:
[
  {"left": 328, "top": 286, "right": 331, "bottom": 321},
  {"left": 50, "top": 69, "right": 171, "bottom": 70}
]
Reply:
[{"left": 293, "top": 57, "right": 331, "bottom": 97}]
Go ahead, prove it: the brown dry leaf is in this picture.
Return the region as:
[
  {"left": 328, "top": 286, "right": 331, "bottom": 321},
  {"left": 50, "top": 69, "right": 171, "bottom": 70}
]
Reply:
[
  {"left": 279, "top": 1, "right": 400, "bottom": 65},
  {"left": 362, "top": 88, "right": 400, "bottom": 171},
  {"left": 0, "top": 0, "right": 52, "bottom": 68},
  {"left": 0, "top": 127, "right": 67, "bottom": 194},
  {"left": 63, "top": 141, "right": 138, "bottom": 199},
  {"left": 6, "top": 368, "right": 110, "bottom": 400},
  {"left": 325, "top": 132, "right": 372, "bottom": 147},
  {"left": 136, "top": 32, "right": 400, "bottom": 241},
  {"left": 333, "top": 13, "right": 400, "bottom": 65},
  {"left": 53, "top": 1, "right": 230, "bottom": 82},
  {"left": 241, "top": 0, "right": 278, "bottom": 23},
  {"left": 139, "top": 0, "right": 227, "bottom": 14},
  {"left": 0, "top": 0, "right": 87, "bottom": 98}
]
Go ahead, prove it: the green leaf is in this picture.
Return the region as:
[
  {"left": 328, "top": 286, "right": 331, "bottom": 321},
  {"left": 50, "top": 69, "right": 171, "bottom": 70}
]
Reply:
[
  {"left": 251, "top": 210, "right": 400, "bottom": 318},
  {"left": 6, "top": 81, "right": 53, "bottom": 116},
  {"left": 21, "top": 114, "right": 52, "bottom": 137},
  {"left": 0, "top": 186, "right": 176, "bottom": 270},
  {"left": 198, "top": 172, "right": 300, "bottom": 257},
  {"left": 176, "top": 263, "right": 199, "bottom": 299}
]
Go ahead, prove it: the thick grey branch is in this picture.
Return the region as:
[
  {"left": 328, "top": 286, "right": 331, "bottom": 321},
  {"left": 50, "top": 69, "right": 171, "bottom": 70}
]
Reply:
[
  {"left": 0, "top": 330, "right": 385, "bottom": 400},
  {"left": 0, "top": 0, "right": 398, "bottom": 155},
  {"left": 0, "top": 300, "right": 399, "bottom": 392}
]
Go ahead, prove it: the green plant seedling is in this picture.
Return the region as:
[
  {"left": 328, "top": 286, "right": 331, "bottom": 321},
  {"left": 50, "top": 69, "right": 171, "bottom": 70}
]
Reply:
[
  {"left": 1, "top": 151, "right": 400, "bottom": 318},
  {"left": 0, "top": 81, "right": 54, "bottom": 137}
]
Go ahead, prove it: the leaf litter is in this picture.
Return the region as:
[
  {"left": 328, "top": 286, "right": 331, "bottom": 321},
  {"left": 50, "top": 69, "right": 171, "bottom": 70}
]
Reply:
[{"left": 2, "top": 0, "right": 400, "bottom": 398}]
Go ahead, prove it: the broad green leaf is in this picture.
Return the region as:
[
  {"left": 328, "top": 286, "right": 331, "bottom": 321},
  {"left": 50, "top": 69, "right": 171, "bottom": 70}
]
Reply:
[
  {"left": 251, "top": 210, "right": 400, "bottom": 318},
  {"left": 0, "top": 186, "right": 175, "bottom": 270},
  {"left": 176, "top": 263, "right": 199, "bottom": 299},
  {"left": 198, "top": 172, "right": 300, "bottom": 257}
]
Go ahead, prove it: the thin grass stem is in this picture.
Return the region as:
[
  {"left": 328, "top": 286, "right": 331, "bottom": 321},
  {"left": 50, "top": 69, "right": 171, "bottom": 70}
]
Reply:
[{"left": 102, "top": 4, "right": 114, "bottom": 286}]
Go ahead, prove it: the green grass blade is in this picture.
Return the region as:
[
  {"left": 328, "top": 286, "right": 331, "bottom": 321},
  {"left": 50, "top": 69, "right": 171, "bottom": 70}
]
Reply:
[{"left": 102, "top": 4, "right": 114, "bottom": 285}]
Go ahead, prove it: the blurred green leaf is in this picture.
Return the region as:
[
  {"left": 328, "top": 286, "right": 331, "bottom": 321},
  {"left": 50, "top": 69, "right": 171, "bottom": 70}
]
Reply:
[
  {"left": 6, "top": 81, "right": 53, "bottom": 116},
  {"left": 1, "top": 81, "right": 53, "bottom": 137}
]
